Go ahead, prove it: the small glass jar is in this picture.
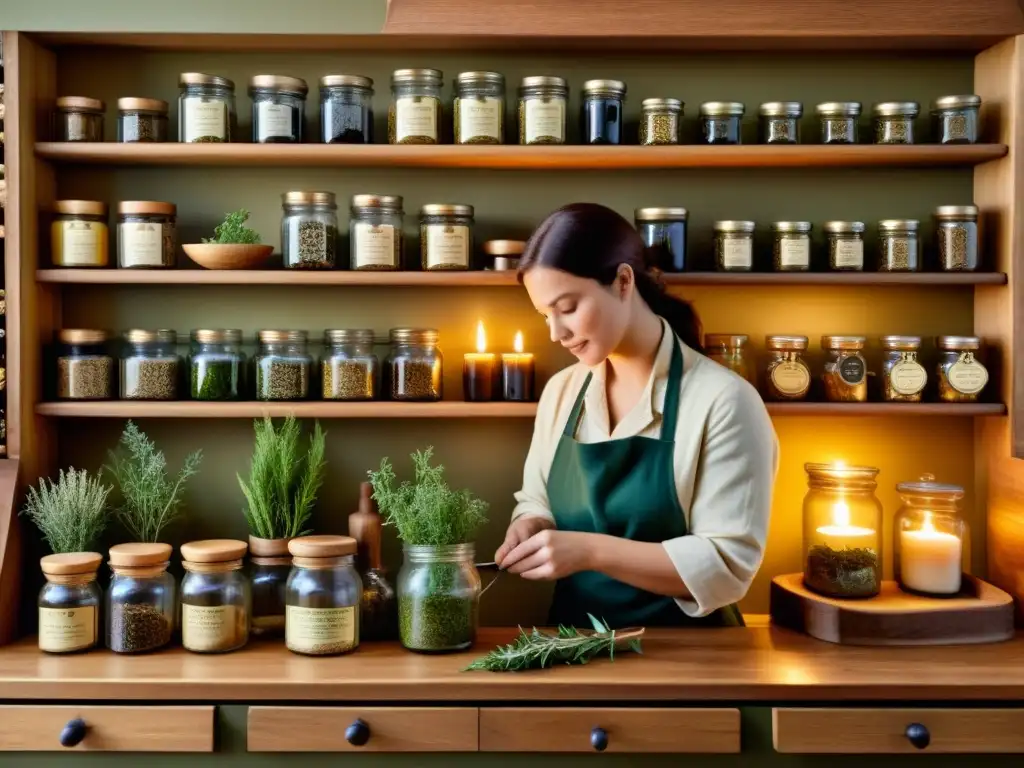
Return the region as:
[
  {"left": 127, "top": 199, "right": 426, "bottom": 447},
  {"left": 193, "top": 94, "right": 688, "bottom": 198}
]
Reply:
[
  {"left": 190, "top": 329, "right": 245, "bottom": 401},
  {"left": 483, "top": 239, "right": 525, "bottom": 271},
  {"left": 117, "top": 98, "right": 169, "bottom": 143},
  {"left": 894, "top": 474, "right": 966, "bottom": 596},
  {"left": 286, "top": 535, "right": 362, "bottom": 656},
  {"left": 824, "top": 220, "right": 865, "bottom": 271},
  {"left": 764, "top": 335, "right": 811, "bottom": 401},
  {"left": 52, "top": 200, "right": 109, "bottom": 267},
  {"left": 759, "top": 101, "right": 802, "bottom": 144},
  {"left": 255, "top": 329, "right": 312, "bottom": 401},
  {"left": 57, "top": 329, "right": 113, "bottom": 400},
  {"left": 180, "top": 539, "right": 250, "bottom": 654},
  {"left": 518, "top": 76, "right": 568, "bottom": 145},
  {"left": 322, "top": 328, "right": 379, "bottom": 400},
  {"left": 38, "top": 553, "right": 102, "bottom": 654},
  {"left": 936, "top": 335, "right": 989, "bottom": 403},
  {"left": 878, "top": 219, "right": 920, "bottom": 272},
  {"left": 816, "top": 101, "right": 861, "bottom": 144},
  {"left": 934, "top": 205, "right": 979, "bottom": 272},
  {"left": 454, "top": 71, "right": 505, "bottom": 145},
  {"left": 389, "top": 68, "right": 442, "bottom": 145},
  {"left": 282, "top": 191, "right": 337, "bottom": 269},
  {"left": 420, "top": 203, "right": 474, "bottom": 271},
  {"left": 704, "top": 334, "right": 753, "bottom": 383},
  {"left": 320, "top": 74, "right": 374, "bottom": 144},
  {"left": 639, "top": 98, "right": 682, "bottom": 146},
  {"left": 931, "top": 95, "right": 980, "bottom": 145},
  {"left": 802, "top": 463, "right": 883, "bottom": 599},
  {"left": 120, "top": 329, "right": 179, "bottom": 400},
  {"left": 713, "top": 220, "right": 755, "bottom": 272},
  {"left": 249, "top": 536, "right": 291, "bottom": 638},
  {"left": 178, "top": 72, "right": 235, "bottom": 143},
  {"left": 635, "top": 207, "right": 687, "bottom": 272},
  {"left": 106, "top": 543, "right": 175, "bottom": 654},
  {"left": 397, "top": 543, "right": 481, "bottom": 652},
  {"left": 700, "top": 102, "right": 744, "bottom": 145},
  {"left": 880, "top": 335, "right": 927, "bottom": 403},
  {"left": 581, "top": 79, "right": 626, "bottom": 145},
  {"left": 387, "top": 327, "right": 443, "bottom": 401},
  {"left": 117, "top": 201, "right": 176, "bottom": 269},
  {"left": 54, "top": 96, "right": 104, "bottom": 142},
  {"left": 771, "top": 221, "right": 812, "bottom": 271},
  {"left": 249, "top": 75, "right": 307, "bottom": 144},
  {"left": 822, "top": 335, "right": 868, "bottom": 403},
  {"left": 350, "top": 194, "right": 403, "bottom": 271},
  {"left": 873, "top": 101, "right": 919, "bottom": 144}
]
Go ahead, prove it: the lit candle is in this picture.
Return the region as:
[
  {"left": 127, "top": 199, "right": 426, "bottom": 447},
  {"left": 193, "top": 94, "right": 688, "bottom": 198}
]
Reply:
[
  {"left": 899, "top": 512, "right": 962, "bottom": 595},
  {"left": 463, "top": 320, "right": 498, "bottom": 401},
  {"left": 501, "top": 331, "right": 536, "bottom": 402},
  {"left": 815, "top": 500, "right": 876, "bottom": 551}
]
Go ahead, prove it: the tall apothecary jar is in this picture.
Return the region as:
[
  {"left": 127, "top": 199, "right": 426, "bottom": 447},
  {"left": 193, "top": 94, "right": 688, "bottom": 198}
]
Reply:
[
  {"left": 106, "top": 543, "right": 175, "bottom": 654},
  {"left": 893, "top": 475, "right": 966, "bottom": 596}
]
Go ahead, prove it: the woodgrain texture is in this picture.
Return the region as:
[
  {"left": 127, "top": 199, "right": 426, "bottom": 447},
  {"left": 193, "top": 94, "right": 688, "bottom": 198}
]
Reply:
[{"left": 0, "top": 460, "right": 21, "bottom": 647}]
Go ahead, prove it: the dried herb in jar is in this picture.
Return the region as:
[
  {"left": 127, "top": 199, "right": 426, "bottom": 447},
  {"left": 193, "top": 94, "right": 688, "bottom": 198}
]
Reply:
[
  {"left": 109, "top": 602, "right": 172, "bottom": 653},
  {"left": 257, "top": 360, "right": 309, "bottom": 401},
  {"left": 806, "top": 544, "right": 879, "bottom": 598},
  {"left": 58, "top": 357, "right": 112, "bottom": 400},
  {"left": 399, "top": 592, "right": 477, "bottom": 650},
  {"left": 822, "top": 336, "right": 868, "bottom": 403},
  {"left": 295, "top": 221, "right": 337, "bottom": 269},
  {"left": 191, "top": 359, "right": 241, "bottom": 400},
  {"left": 121, "top": 358, "right": 178, "bottom": 400},
  {"left": 323, "top": 359, "right": 375, "bottom": 400}
]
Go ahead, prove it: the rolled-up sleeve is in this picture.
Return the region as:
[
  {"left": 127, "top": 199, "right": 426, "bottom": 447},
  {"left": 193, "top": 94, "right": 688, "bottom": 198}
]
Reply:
[{"left": 510, "top": 370, "right": 571, "bottom": 524}]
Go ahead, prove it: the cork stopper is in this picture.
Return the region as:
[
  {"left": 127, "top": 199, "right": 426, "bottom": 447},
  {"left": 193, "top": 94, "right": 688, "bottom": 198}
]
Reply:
[
  {"left": 348, "top": 482, "right": 383, "bottom": 571},
  {"left": 40, "top": 552, "right": 102, "bottom": 576},
  {"left": 108, "top": 542, "right": 172, "bottom": 568},
  {"left": 288, "top": 535, "right": 357, "bottom": 559},
  {"left": 180, "top": 538, "right": 248, "bottom": 563}
]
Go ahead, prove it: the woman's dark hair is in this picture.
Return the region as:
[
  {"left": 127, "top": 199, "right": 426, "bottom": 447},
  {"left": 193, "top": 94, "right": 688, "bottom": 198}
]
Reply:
[{"left": 518, "top": 203, "right": 703, "bottom": 353}]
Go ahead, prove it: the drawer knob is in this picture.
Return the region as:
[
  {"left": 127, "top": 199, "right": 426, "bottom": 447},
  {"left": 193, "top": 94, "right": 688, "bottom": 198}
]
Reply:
[
  {"left": 905, "top": 722, "right": 930, "bottom": 750},
  {"left": 345, "top": 718, "right": 371, "bottom": 747},
  {"left": 590, "top": 726, "right": 609, "bottom": 752},
  {"left": 59, "top": 718, "right": 88, "bottom": 748}
]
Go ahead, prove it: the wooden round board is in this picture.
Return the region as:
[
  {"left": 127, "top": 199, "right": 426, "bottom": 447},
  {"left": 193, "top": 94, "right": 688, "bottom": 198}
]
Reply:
[{"left": 769, "top": 572, "right": 1015, "bottom": 646}]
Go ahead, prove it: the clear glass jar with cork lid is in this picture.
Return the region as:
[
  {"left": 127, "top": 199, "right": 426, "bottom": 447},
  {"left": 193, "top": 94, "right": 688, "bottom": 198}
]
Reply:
[
  {"left": 52, "top": 200, "right": 109, "bottom": 268},
  {"left": 117, "top": 201, "right": 177, "bottom": 269},
  {"left": 54, "top": 97, "right": 105, "bottom": 142},
  {"left": 822, "top": 335, "right": 868, "bottom": 402},
  {"left": 936, "top": 335, "right": 989, "bottom": 403},
  {"left": 880, "top": 335, "right": 927, "bottom": 402},
  {"left": 106, "top": 543, "right": 175, "bottom": 654},
  {"left": 704, "top": 334, "right": 753, "bottom": 383},
  {"left": 117, "top": 98, "right": 168, "bottom": 143},
  {"left": 387, "top": 327, "right": 443, "bottom": 401},
  {"left": 57, "top": 329, "right": 113, "bottom": 400},
  {"left": 824, "top": 221, "right": 865, "bottom": 271},
  {"left": 38, "top": 552, "right": 102, "bottom": 654},
  {"left": 389, "top": 68, "right": 443, "bottom": 144},
  {"left": 454, "top": 71, "right": 505, "bottom": 145},
  {"left": 764, "top": 335, "right": 811, "bottom": 401},
  {"left": 180, "top": 539, "right": 250, "bottom": 654},
  {"left": 286, "top": 535, "right": 362, "bottom": 656}
]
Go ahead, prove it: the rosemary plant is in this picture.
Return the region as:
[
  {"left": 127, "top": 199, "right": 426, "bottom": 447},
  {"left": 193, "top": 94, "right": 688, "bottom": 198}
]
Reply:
[{"left": 21, "top": 468, "right": 112, "bottom": 553}]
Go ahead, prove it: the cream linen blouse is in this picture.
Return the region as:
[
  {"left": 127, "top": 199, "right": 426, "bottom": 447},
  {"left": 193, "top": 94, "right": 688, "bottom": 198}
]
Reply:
[{"left": 511, "top": 318, "right": 779, "bottom": 617}]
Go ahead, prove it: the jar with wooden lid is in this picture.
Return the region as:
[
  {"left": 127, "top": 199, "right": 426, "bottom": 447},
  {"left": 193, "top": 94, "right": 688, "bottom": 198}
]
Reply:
[
  {"left": 420, "top": 204, "right": 473, "bottom": 270},
  {"left": 816, "top": 101, "right": 861, "bottom": 144},
  {"left": 483, "top": 239, "right": 525, "bottom": 271},
  {"left": 190, "top": 329, "right": 245, "bottom": 400},
  {"left": 322, "top": 329, "right": 378, "bottom": 400},
  {"left": 52, "top": 200, "right": 109, "bottom": 267},
  {"left": 389, "top": 68, "right": 443, "bottom": 144},
  {"left": 320, "top": 74, "right": 374, "bottom": 144},
  {"left": 931, "top": 95, "right": 980, "bottom": 144},
  {"left": 934, "top": 205, "right": 979, "bottom": 272},
  {"left": 387, "top": 327, "right": 442, "bottom": 401},
  {"left": 878, "top": 219, "right": 920, "bottom": 272},
  {"left": 581, "top": 79, "right": 626, "bottom": 145},
  {"left": 880, "top": 335, "right": 927, "bottom": 402},
  {"left": 180, "top": 539, "right": 250, "bottom": 654},
  {"left": 635, "top": 207, "right": 687, "bottom": 273},
  {"left": 759, "top": 101, "right": 802, "bottom": 144},
  {"left": 936, "top": 335, "right": 989, "bottom": 403},
  {"left": 255, "top": 330, "right": 312, "bottom": 401},
  {"left": 764, "top": 335, "right": 811, "bottom": 401},
  {"left": 120, "top": 329, "right": 179, "bottom": 400},
  {"left": 822, "top": 335, "right": 868, "bottom": 402},
  {"left": 704, "top": 334, "right": 753, "bottom": 383},
  {"left": 286, "top": 535, "right": 362, "bottom": 656},
  {"left": 824, "top": 221, "right": 865, "bottom": 271},
  {"left": 639, "top": 98, "right": 682, "bottom": 145},
  {"left": 893, "top": 474, "right": 966, "bottom": 596},
  {"left": 518, "top": 76, "right": 568, "bottom": 145},
  {"left": 713, "top": 220, "right": 755, "bottom": 272},
  {"left": 117, "top": 98, "right": 168, "bottom": 143},
  {"left": 249, "top": 75, "right": 307, "bottom": 144},
  {"left": 178, "top": 72, "right": 235, "bottom": 143},
  {"left": 771, "top": 221, "right": 811, "bottom": 271},
  {"left": 117, "top": 201, "right": 176, "bottom": 269},
  {"left": 249, "top": 536, "right": 291, "bottom": 638},
  {"left": 54, "top": 96, "right": 104, "bottom": 141},
  {"left": 282, "top": 191, "right": 337, "bottom": 269},
  {"left": 700, "top": 101, "right": 744, "bottom": 144},
  {"left": 38, "top": 552, "right": 102, "bottom": 654},
  {"left": 57, "top": 329, "right": 112, "bottom": 400},
  {"left": 454, "top": 71, "right": 505, "bottom": 145},
  {"left": 873, "top": 101, "right": 919, "bottom": 144},
  {"left": 350, "top": 194, "right": 403, "bottom": 271},
  {"left": 106, "top": 543, "right": 175, "bottom": 654}
]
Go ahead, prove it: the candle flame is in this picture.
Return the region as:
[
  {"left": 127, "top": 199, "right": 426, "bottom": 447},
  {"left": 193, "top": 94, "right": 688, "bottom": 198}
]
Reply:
[
  {"left": 832, "top": 500, "right": 851, "bottom": 528},
  {"left": 476, "top": 320, "right": 487, "bottom": 353},
  {"left": 514, "top": 331, "right": 524, "bottom": 354},
  {"left": 922, "top": 511, "right": 935, "bottom": 533}
]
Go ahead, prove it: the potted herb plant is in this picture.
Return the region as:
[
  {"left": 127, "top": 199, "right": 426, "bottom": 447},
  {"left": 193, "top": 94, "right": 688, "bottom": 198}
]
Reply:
[
  {"left": 182, "top": 208, "right": 273, "bottom": 270},
  {"left": 369, "top": 447, "right": 488, "bottom": 653},
  {"left": 21, "top": 467, "right": 111, "bottom": 554}
]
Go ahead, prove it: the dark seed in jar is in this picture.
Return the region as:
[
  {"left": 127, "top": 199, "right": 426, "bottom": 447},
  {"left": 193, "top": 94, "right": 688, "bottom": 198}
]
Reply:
[
  {"left": 390, "top": 360, "right": 440, "bottom": 400},
  {"left": 58, "top": 357, "right": 112, "bottom": 399},
  {"left": 323, "top": 360, "right": 375, "bottom": 400},
  {"left": 121, "top": 358, "right": 178, "bottom": 400},
  {"left": 881, "top": 238, "right": 913, "bottom": 270},
  {"left": 257, "top": 360, "right": 309, "bottom": 400},
  {"left": 876, "top": 119, "right": 912, "bottom": 144},
  {"left": 109, "top": 602, "right": 172, "bottom": 653}
]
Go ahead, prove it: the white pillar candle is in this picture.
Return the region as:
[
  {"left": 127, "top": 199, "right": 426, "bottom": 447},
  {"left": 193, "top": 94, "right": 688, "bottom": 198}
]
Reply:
[{"left": 899, "top": 515, "right": 962, "bottom": 595}]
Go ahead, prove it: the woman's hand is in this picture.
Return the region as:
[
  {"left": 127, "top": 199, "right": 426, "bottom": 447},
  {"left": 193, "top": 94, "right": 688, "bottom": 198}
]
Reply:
[
  {"left": 494, "top": 514, "right": 555, "bottom": 568},
  {"left": 501, "top": 529, "right": 595, "bottom": 580}
]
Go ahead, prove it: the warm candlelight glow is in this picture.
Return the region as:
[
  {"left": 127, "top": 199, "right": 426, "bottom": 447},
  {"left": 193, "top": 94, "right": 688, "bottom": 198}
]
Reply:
[
  {"left": 899, "top": 511, "right": 962, "bottom": 594},
  {"left": 514, "top": 331, "right": 524, "bottom": 354},
  {"left": 921, "top": 511, "right": 936, "bottom": 533},
  {"left": 476, "top": 320, "right": 487, "bottom": 353},
  {"left": 815, "top": 498, "right": 875, "bottom": 540},
  {"left": 833, "top": 500, "right": 850, "bottom": 527}
]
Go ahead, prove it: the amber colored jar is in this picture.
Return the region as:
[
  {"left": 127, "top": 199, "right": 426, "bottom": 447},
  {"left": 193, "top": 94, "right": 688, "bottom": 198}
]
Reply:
[
  {"left": 764, "top": 335, "right": 811, "bottom": 401},
  {"left": 704, "top": 334, "right": 753, "bottom": 383},
  {"left": 821, "top": 335, "right": 868, "bottom": 403}
]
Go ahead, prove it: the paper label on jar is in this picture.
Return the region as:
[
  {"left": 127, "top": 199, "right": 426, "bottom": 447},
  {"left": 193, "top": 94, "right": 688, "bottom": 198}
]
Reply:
[
  {"left": 839, "top": 355, "right": 867, "bottom": 385},
  {"left": 890, "top": 360, "right": 927, "bottom": 395},
  {"left": 39, "top": 606, "right": 96, "bottom": 652},
  {"left": 779, "top": 238, "right": 810, "bottom": 268},
  {"left": 119, "top": 222, "right": 166, "bottom": 267},
  {"left": 424, "top": 224, "right": 469, "bottom": 268},
  {"left": 395, "top": 97, "right": 437, "bottom": 141},
  {"left": 833, "top": 239, "right": 863, "bottom": 269},
  {"left": 182, "top": 97, "right": 227, "bottom": 142},
  {"left": 352, "top": 222, "right": 396, "bottom": 268},
  {"left": 770, "top": 361, "right": 811, "bottom": 396},
  {"left": 286, "top": 606, "right": 357, "bottom": 654},
  {"left": 182, "top": 604, "right": 238, "bottom": 651},
  {"left": 948, "top": 355, "right": 989, "bottom": 395},
  {"left": 257, "top": 102, "right": 293, "bottom": 141},
  {"left": 525, "top": 99, "right": 564, "bottom": 143},
  {"left": 56, "top": 220, "right": 107, "bottom": 267},
  {"left": 458, "top": 95, "right": 502, "bottom": 141},
  {"left": 722, "top": 238, "right": 752, "bottom": 269}
]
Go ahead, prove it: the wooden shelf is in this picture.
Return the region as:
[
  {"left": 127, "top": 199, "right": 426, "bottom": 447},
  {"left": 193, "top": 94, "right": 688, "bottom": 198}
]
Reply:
[{"left": 34, "top": 142, "right": 1009, "bottom": 170}]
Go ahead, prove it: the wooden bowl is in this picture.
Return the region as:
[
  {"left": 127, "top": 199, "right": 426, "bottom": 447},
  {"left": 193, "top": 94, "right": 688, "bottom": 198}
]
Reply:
[{"left": 183, "top": 243, "right": 274, "bottom": 270}]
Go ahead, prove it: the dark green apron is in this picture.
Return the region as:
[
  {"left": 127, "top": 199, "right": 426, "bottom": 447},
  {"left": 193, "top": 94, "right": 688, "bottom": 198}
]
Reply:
[{"left": 546, "top": 334, "right": 743, "bottom": 629}]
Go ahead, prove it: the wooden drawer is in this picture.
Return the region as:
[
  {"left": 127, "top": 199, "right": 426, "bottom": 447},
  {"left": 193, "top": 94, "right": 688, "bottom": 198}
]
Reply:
[
  {"left": 774, "top": 708, "right": 1024, "bottom": 754},
  {"left": 0, "top": 705, "right": 214, "bottom": 752},
  {"left": 479, "top": 707, "right": 740, "bottom": 753},
  {"left": 247, "top": 706, "right": 478, "bottom": 752}
]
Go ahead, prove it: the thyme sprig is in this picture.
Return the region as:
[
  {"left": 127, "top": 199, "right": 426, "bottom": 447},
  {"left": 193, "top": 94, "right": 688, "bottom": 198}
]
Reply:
[
  {"left": 201, "top": 209, "right": 262, "bottom": 245},
  {"left": 21, "top": 468, "right": 112, "bottom": 553}
]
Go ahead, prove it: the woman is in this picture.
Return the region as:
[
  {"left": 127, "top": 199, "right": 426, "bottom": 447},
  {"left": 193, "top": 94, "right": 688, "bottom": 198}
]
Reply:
[{"left": 495, "top": 203, "right": 778, "bottom": 628}]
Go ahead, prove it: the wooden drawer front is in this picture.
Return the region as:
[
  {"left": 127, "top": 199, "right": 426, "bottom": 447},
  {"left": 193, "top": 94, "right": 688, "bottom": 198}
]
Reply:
[
  {"left": 479, "top": 707, "right": 740, "bottom": 753},
  {"left": 774, "top": 708, "right": 1024, "bottom": 754},
  {"left": 0, "top": 706, "right": 214, "bottom": 752},
  {"left": 247, "top": 707, "right": 478, "bottom": 752}
]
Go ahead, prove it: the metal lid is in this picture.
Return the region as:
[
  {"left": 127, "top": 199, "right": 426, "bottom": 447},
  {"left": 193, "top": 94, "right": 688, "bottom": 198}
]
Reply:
[
  {"left": 878, "top": 219, "right": 920, "bottom": 231},
  {"left": 821, "top": 335, "right": 866, "bottom": 350},
  {"left": 351, "top": 193, "right": 403, "bottom": 211},
  {"left": 766, "top": 335, "right": 809, "bottom": 350},
  {"left": 320, "top": 74, "right": 374, "bottom": 90},
  {"left": 641, "top": 98, "right": 683, "bottom": 113},
  {"left": 180, "top": 538, "right": 248, "bottom": 563},
  {"left": 872, "top": 101, "right": 920, "bottom": 117},
  {"left": 288, "top": 535, "right": 357, "bottom": 559},
  {"left": 455, "top": 71, "right": 504, "bottom": 87},
  {"left": 931, "top": 94, "right": 981, "bottom": 111},
  {"left": 759, "top": 101, "right": 803, "bottom": 117},
  {"left": 55, "top": 96, "right": 104, "bottom": 111},
  {"left": 282, "top": 191, "right": 336, "bottom": 207},
  {"left": 109, "top": 542, "right": 173, "bottom": 568},
  {"left": 483, "top": 239, "right": 526, "bottom": 256},
  {"left": 258, "top": 329, "right": 308, "bottom": 344},
  {"left": 880, "top": 335, "right": 922, "bottom": 350},
  {"left": 705, "top": 333, "right": 749, "bottom": 348},
  {"left": 582, "top": 79, "right": 626, "bottom": 97},
  {"left": 40, "top": 552, "right": 103, "bottom": 576},
  {"left": 324, "top": 328, "right": 375, "bottom": 344},
  {"left": 713, "top": 220, "right": 756, "bottom": 233},
  {"left": 192, "top": 328, "right": 242, "bottom": 344},
  {"left": 390, "top": 327, "right": 439, "bottom": 345},
  {"left": 58, "top": 329, "right": 107, "bottom": 344},
  {"left": 934, "top": 205, "right": 979, "bottom": 221},
  {"left": 54, "top": 200, "right": 107, "bottom": 216},
  {"left": 771, "top": 221, "right": 812, "bottom": 233},
  {"left": 896, "top": 473, "right": 964, "bottom": 500},
  {"left": 519, "top": 75, "right": 568, "bottom": 91},
  {"left": 420, "top": 203, "right": 474, "bottom": 217},
  {"left": 700, "top": 101, "right": 744, "bottom": 117},
  {"left": 123, "top": 329, "right": 177, "bottom": 345},
  {"left": 117, "top": 200, "right": 176, "bottom": 216},
  {"left": 815, "top": 101, "right": 862, "bottom": 117},
  {"left": 116, "top": 97, "right": 168, "bottom": 113},
  {"left": 936, "top": 335, "right": 981, "bottom": 350},
  {"left": 249, "top": 74, "right": 309, "bottom": 96},
  {"left": 824, "top": 220, "right": 866, "bottom": 234},
  {"left": 179, "top": 72, "right": 235, "bottom": 89},
  {"left": 391, "top": 68, "right": 443, "bottom": 84},
  {"left": 635, "top": 207, "right": 688, "bottom": 221}
]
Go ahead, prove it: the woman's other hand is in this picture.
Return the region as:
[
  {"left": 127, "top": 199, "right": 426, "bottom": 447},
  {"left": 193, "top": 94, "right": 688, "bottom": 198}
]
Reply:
[
  {"left": 494, "top": 514, "right": 555, "bottom": 568},
  {"left": 501, "top": 529, "right": 594, "bottom": 580}
]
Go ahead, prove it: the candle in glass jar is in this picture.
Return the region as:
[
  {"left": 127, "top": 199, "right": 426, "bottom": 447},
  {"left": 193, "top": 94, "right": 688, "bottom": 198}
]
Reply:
[
  {"left": 899, "top": 513, "right": 962, "bottom": 595},
  {"left": 501, "top": 331, "right": 536, "bottom": 402},
  {"left": 463, "top": 320, "right": 498, "bottom": 401},
  {"left": 815, "top": 500, "right": 875, "bottom": 550}
]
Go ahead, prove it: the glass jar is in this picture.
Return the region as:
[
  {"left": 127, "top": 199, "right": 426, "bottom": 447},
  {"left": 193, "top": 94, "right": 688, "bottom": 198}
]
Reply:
[
  {"left": 420, "top": 203, "right": 473, "bottom": 271},
  {"left": 350, "top": 193, "right": 403, "bottom": 271},
  {"left": 322, "top": 329, "right": 379, "bottom": 400},
  {"left": 873, "top": 101, "right": 919, "bottom": 144},
  {"left": 38, "top": 552, "right": 102, "bottom": 654},
  {"left": 57, "top": 329, "right": 113, "bottom": 400},
  {"left": 282, "top": 191, "right": 338, "bottom": 269},
  {"left": 581, "top": 79, "right": 626, "bottom": 145},
  {"left": 54, "top": 96, "right": 104, "bottom": 142},
  {"left": 635, "top": 207, "right": 687, "bottom": 272},
  {"left": 894, "top": 474, "right": 966, "bottom": 596},
  {"left": 117, "top": 98, "right": 168, "bottom": 143},
  {"left": 639, "top": 98, "right": 682, "bottom": 145},
  {"left": 700, "top": 102, "right": 744, "bottom": 145},
  {"left": 931, "top": 95, "right": 980, "bottom": 145},
  {"left": 397, "top": 543, "right": 481, "bottom": 652},
  {"left": 454, "top": 71, "right": 505, "bottom": 145},
  {"left": 936, "top": 335, "right": 989, "bottom": 403},
  {"left": 764, "top": 335, "right": 811, "bottom": 401},
  {"left": 117, "top": 201, "right": 176, "bottom": 269},
  {"left": 880, "top": 335, "right": 927, "bottom": 403},
  {"left": 713, "top": 220, "right": 755, "bottom": 272},
  {"left": 320, "top": 74, "right": 374, "bottom": 144},
  {"left": 389, "top": 68, "right": 442, "bottom": 145},
  {"left": 759, "top": 101, "right": 802, "bottom": 144},
  {"left": 802, "top": 463, "right": 883, "bottom": 599},
  {"left": 52, "top": 200, "right": 109, "bottom": 267},
  {"left": 935, "top": 205, "right": 979, "bottom": 272},
  {"left": 483, "top": 239, "right": 525, "bottom": 271},
  {"left": 255, "top": 329, "right": 312, "bottom": 401},
  {"left": 705, "top": 334, "right": 753, "bottom": 383},
  {"left": 120, "top": 329, "right": 179, "bottom": 400},
  {"left": 249, "top": 74, "right": 307, "bottom": 144},
  {"left": 824, "top": 221, "right": 865, "bottom": 271},
  {"left": 249, "top": 536, "right": 291, "bottom": 638},
  {"left": 106, "top": 543, "right": 175, "bottom": 654},
  {"left": 822, "top": 335, "right": 868, "bottom": 403},
  {"left": 180, "top": 539, "right": 250, "bottom": 654},
  {"left": 518, "top": 76, "right": 568, "bottom": 145},
  {"left": 178, "top": 72, "right": 235, "bottom": 143},
  {"left": 190, "top": 329, "right": 245, "bottom": 401},
  {"left": 816, "top": 101, "right": 861, "bottom": 144},
  {"left": 286, "top": 535, "right": 362, "bottom": 656},
  {"left": 387, "top": 327, "right": 443, "bottom": 401},
  {"left": 878, "top": 219, "right": 920, "bottom": 272},
  {"left": 771, "top": 221, "right": 812, "bottom": 272}
]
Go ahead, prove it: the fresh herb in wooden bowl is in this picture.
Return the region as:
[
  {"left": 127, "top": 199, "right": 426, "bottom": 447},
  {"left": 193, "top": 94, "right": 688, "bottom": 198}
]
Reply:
[{"left": 183, "top": 209, "right": 274, "bottom": 269}]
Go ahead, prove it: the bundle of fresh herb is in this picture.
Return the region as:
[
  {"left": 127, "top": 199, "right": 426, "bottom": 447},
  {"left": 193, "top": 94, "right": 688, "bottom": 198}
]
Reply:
[
  {"left": 201, "top": 209, "right": 262, "bottom": 245},
  {"left": 21, "top": 468, "right": 112, "bottom": 553}
]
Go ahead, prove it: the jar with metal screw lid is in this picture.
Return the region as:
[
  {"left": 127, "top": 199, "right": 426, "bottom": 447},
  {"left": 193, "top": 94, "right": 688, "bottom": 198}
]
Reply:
[
  {"left": 282, "top": 191, "right": 337, "bottom": 269},
  {"left": 713, "top": 220, "right": 755, "bottom": 272},
  {"left": 38, "top": 553, "right": 102, "bottom": 654},
  {"left": 771, "top": 221, "right": 812, "bottom": 272},
  {"left": 420, "top": 203, "right": 473, "bottom": 271},
  {"left": 117, "top": 98, "right": 168, "bottom": 143},
  {"left": 639, "top": 98, "right": 682, "bottom": 145},
  {"left": 106, "top": 543, "right": 175, "bottom": 654},
  {"left": 934, "top": 205, "right": 979, "bottom": 272},
  {"left": 322, "top": 329, "right": 379, "bottom": 401},
  {"left": 52, "top": 200, "right": 109, "bottom": 267},
  {"left": 320, "top": 74, "right": 374, "bottom": 144},
  {"left": 190, "top": 329, "right": 245, "bottom": 401},
  {"left": 705, "top": 334, "right": 753, "bottom": 383},
  {"left": 759, "top": 101, "right": 802, "bottom": 144},
  {"left": 389, "top": 68, "right": 443, "bottom": 145},
  {"left": 178, "top": 72, "right": 235, "bottom": 143},
  {"left": 764, "top": 335, "right": 811, "bottom": 401},
  {"left": 255, "top": 330, "right": 312, "bottom": 401},
  {"left": 936, "top": 336, "right": 988, "bottom": 403},
  {"left": 57, "top": 329, "right": 113, "bottom": 400},
  {"left": 120, "top": 329, "right": 179, "bottom": 401},
  {"left": 816, "top": 101, "right": 861, "bottom": 144},
  {"left": 387, "top": 328, "right": 442, "bottom": 401},
  {"left": 873, "top": 101, "right": 919, "bottom": 144},
  {"left": 454, "top": 71, "right": 505, "bottom": 145},
  {"left": 700, "top": 102, "right": 744, "bottom": 145},
  {"left": 824, "top": 221, "right": 865, "bottom": 271},
  {"left": 581, "top": 79, "right": 626, "bottom": 145},
  {"left": 249, "top": 75, "right": 308, "bottom": 144},
  {"left": 518, "top": 76, "right": 568, "bottom": 145},
  {"left": 931, "top": 94, "right": 980, "bottom": 144},
  {"left": 180, "top": 539, "right": 250, "bottom": 654},
  {"left": 54, "top": 96, "right": 104, "bottom": 142},
  {"left": 635, "top": 207, "right": 687, "bottom": 272},
  {"left": 877, "top": 219, "right": 920, "bottom": 272},
  {"left": 822, "top": 335, "right": 868, "bottom": 403},
  {"left": 117, "top": 201, "right": 177, "bottom": 269},
  {"left": 350, "top": 194, "right": 403, "bottom": 271},
  {"left": 880, "top": 336, "right": 927, "bottom": 402},
  {"left": 286, "top": 535, "right": 362, "bottom": 656}
]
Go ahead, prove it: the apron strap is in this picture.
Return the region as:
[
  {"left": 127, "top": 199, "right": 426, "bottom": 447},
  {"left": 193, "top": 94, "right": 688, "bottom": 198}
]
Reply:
[
  {"left": 563, "top": 372, "right": 593, "bottom": 438},
  {"left": 659, "top": 337, "right": 685, "bottom": 439}
]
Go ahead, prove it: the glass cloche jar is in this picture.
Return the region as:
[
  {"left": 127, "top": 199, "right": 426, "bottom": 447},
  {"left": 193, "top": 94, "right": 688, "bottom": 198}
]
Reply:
[{"left": 893, "top": 474, "right": 966, "bottom": 596}]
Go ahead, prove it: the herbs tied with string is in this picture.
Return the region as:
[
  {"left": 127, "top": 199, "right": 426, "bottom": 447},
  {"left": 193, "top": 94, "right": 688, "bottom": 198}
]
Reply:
[
  {"left": 21, "top": 468, "right": 112, "bottom": 553},
  {"left": 202, "top": 209, "right": 262, "bottom": 245}
]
